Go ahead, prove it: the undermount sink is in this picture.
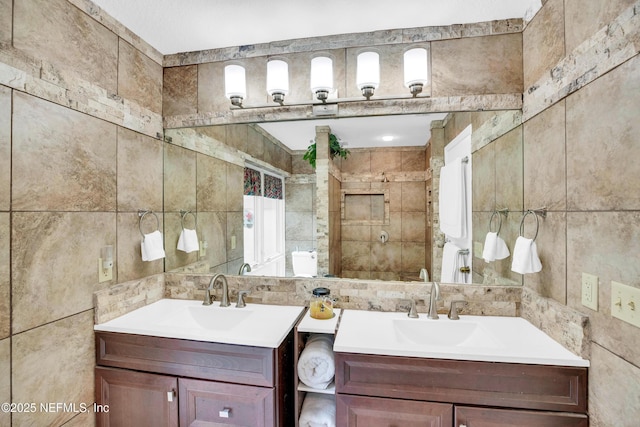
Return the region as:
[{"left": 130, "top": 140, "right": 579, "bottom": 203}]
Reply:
[
  {"left": 393, "top": 317, "right": 501, "bottom": 348},
  {"left": 94, "top": 299, "right": 305, "bottom": 348},
  {"left": 334, "top": 309, "right": 590, "bottom": 367}
]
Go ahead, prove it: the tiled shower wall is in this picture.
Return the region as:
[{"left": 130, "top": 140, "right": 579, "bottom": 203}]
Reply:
[
  {"left": 0, "top": 0, "right": 165, "bottom": 424},
  {"left": 340, "top": 147, "right": 430, "bottom": 280},
  {"left": 522, "top": 0, "right": 640, "bottom": 425}
]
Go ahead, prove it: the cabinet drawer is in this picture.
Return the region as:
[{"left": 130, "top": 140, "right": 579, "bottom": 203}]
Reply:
[
  {"left": 455, "top": 405, "right": 589, "bottom": 427},
  {"left": 337, "top": 394, "right": 452, "bottom": 427},
  {"left": 179, "top": 378, "right": 275, "bottom": 427},
  {"left": 96, "top": 332, "right": 274, "bottom": 387},
  {"left": 335, "top": 352, "right": 587, "bottom": 413}
]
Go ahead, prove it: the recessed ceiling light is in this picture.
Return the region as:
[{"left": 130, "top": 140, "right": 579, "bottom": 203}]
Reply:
[{"left": 382, "top": 135, "right": 394, "bottom": 142}]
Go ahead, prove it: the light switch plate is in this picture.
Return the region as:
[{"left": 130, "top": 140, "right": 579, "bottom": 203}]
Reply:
[
  {"left": 581, "top": 272, "right": 598, "bottom": 310},
  {"left": 611, "top": 281, "right": 640, "bottom": 328}
]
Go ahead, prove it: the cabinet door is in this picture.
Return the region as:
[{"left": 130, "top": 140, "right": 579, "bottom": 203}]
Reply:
[
  {"left": 179, "top": 377, "right": 275, "bottom": 427},
  {"left": 337, "top": 394, "right": 453, "bottom": 427},
  {"left": 455, "top": 406, "right": 588, "bottom": 427},
  {"left": 95, "top": 367, "right": 178, "bottom": 427}
]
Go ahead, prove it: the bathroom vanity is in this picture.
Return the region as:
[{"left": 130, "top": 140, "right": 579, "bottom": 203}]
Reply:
[
  {"left": 93, "top": 299, "right": 305, "bottom": 426},
  {"left": 333, "top": 309, "right": 590, "bottom": 427}
]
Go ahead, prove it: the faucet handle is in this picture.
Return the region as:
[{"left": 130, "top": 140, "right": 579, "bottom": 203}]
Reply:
[
  {"left": 448, "top": 300, "right": 467, "bottom": 320},
  {"left": 407, "top": 299, "right": 419, "bottom": 318},
  {"left": 236, "top": 290, "right": 250, "bottom": 308}
]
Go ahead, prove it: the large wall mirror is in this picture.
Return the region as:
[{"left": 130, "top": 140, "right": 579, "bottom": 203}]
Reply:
[{"left": 163, "top": 109, "right": 523, "bottom": 286}]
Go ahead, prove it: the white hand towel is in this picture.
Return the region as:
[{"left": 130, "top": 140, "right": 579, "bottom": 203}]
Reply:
[
  {"left": 298, "top": 394, "right": 336, "bottom": 427},
  {"left": 511, "top": 236, "right": 542, "bottom": 274},
  {"left": 297, "top": 334, "right": 335, "bottom": 390},
  {"left": 141, "top": 230, "right": 165, "bottom": 262},
  {"left": 483, "top": 232, "right": 510, "bottom": 262},
  {"left": 494, "top": 235, "right": 510, "bottom": 260},
  {"left": 441, "top": 242, "right": 461, "bottom": 283},
  {"left": 177, "top": 228, "right": 199, "bottom": 253},
  {"left": 439, "top": 157, "right": 467, "bottom": 239}
]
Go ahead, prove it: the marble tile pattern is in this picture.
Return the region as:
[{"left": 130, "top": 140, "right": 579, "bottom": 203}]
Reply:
[
  {"left": 12, "top": 212, "right": 116, "bottom": 333},
  {"left": 523, "top": 0, "right": 640, "bottom": 120},
  {"left": 12, "top": 311, "right": 95, "bottom": 427},
  {"left": 431, "top": 34, "right": 523, "bottom": 96},
  {"left": 0, "top": 338, "right": 9, "bottom": 427},
  {"left": 93, "top": 273, "right": 165, "bottom": 324},
  {"left": 118, "top": 39, "right": 163, "bottom": 115},
  {"left": 164, "top": 20, "right": 523, "bottom": 67},
  {"left": 12, "top": 92, "right": 117, "bottom": 212},
  {"left": 163, "top": 273, "right": 522, "bottom": 318},
  {"left": 163, "top": 65, "right": 198, "bottom": 117},
  {"left": 13, "top": 0, "right": 118, "bottom": 93},
  {"left": 0, "top": 86, "right": 9, "bottom": 211},
  {"left": 522, "top": 0, "right": 565, "bottom": 91},
  {"left": 117, "top": 127, "right": 164, "bottom": 212},
  {"left": 0, "top": 0, "right": 11, "bottom": 44},
  {"left": 0, "top": 213, "right": 9, "bottom": 339}
]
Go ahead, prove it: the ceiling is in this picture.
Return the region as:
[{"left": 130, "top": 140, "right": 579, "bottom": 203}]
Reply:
[
  {"left": 258, "top": 114, "right": 448, "bottom": 151},
  {"left": 90, "top": 0, "right": 540, "bottom": 55},
  {"left": 90, "top": 0, "right": 537, "bottom": 150}
]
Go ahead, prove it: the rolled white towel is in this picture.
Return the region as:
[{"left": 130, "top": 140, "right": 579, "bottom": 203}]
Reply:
[
  {"left": 299, "top": 394, "right": 336, "bottom": 427},
  {"left": 177, "top": 228, "right": 199, "bottom": 253},
  {"left": 297, "top": 334, "right": 335, "bottom": 389},
  {"left": 141, "top": 230, "right": 165, "bottom": 262},
  {"left": 511, "top": 236, "right": 542, "bottom": 274}
]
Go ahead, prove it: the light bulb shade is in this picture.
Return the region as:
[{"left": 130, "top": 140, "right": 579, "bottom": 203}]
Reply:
[
  {"left": 310, "top": 56, "right": 334, "bottom": 93},
  {"left": 266, "top": 60, "right": 289, "bottom": 96},
  {"left": 356, "top": 52, "right": 380, "bottom": 90},
  {"left": 224, "top": 64, "right": 246, "bottom": 99},
  {"left": 403, "top": 48, "right": 428, "bottom": 88}
]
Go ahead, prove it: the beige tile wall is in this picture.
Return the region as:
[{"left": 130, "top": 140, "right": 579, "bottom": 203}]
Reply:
[
  {"left": 340, "top": 147, "right": 428, "bottom": 280},
  {"left": 523, "top": 1, "right": 640, "bottom": 424},
  {"left": 1, "top": 0, "right": 164, "bottom": 424}
]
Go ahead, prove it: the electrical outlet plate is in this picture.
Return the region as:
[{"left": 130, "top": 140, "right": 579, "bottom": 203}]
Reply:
[
  {"left": 581, "top": 272, "right": 598, "bottom": 310},
  {"left": 611, "top": 281, "right": 640, "bottom": 328},
  {"left": 98, "top": 258, "right": 113, "bottom": 283}
]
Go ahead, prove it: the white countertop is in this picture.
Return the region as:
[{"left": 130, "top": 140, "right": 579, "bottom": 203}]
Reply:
[
  {"left": 94, "top": 299, "right": 305, "bottom": 348},
  {"left": 333, "top": 309, "right": 589, "bottom": 367}
]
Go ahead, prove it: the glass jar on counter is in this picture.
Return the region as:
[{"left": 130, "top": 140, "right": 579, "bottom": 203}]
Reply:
[{"left": 310, "top": 287, "right": 334, "bottom": 319}]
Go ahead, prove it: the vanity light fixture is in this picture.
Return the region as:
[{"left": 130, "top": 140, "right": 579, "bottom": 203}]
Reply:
[
  {"left": 266, "top": 59, "right": 289, "bottom": 105},
  {"left": 403, "top": 48, "right": 428, "bottom": 97},
  {"left": 224, "top": 64, "right": 246, "bottom": 107},
  {"left": 310, "top": 56, "right": 333, "bottom": 103},
  {"left": 356, "top": 51, "right": 380, "bottom": 100}
]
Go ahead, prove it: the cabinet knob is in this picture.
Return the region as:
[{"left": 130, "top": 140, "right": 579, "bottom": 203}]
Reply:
[
  {"left": 167, "top": 389, "right": 176, "bottom": 402},
  {"left": 219, "top": 407, "right": 232, "bottom": 418}
]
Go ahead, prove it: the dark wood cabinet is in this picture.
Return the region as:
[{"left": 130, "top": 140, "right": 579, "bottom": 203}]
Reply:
[
  {"left": 455, "top": 406, "right": 589, "bottom": 427},
  {"left": 337, "top": 394, "right": 452, "bottom": 427},
  {"left": 95, "top": 366, "right": 179, "bottom": 427},
  {"left": 335, "top": 352, "right": 589, "bottom": 427},
  {"left": 179, "top": 378, "right": 275, "bottom": 427},
  {"left": 95, "top": 329, "right": 297, "bottom": 427}
]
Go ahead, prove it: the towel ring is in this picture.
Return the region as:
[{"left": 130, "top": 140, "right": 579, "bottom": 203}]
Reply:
[
  {"left": 180, "top": 210, "right": 197, "bottom": 230},
  {"left": 138, "top": 210, "right": 160, "bottom": 237},
  {"left": 489, "top": 211, "right": 503, "bottom": 235},
  {"left": 519, "top": 210, "right": 541, "bottom": 241}
]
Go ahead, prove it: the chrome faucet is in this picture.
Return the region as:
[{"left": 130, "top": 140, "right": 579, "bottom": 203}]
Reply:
[
  {"left": 238, "top": 263, "right": 251, "bottom": 275},
  {"left": 203, "top": 273, "right": 230, "bottom": 307},
  {"left": 427, "top": 282, "right": 441, "bottom": 319}
]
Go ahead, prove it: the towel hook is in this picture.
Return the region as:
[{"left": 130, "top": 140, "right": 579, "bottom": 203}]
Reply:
[
  {"left": 519, "top": 208, "right": 546, "bottom": 241},
  {"left": 489, "top": 208, "right": 509, "bottom": 235},
  {"left": 180, "top": 210, "right": 197, "bottom": 230},
  {"left": 138, "top": 209, "right": 160, "bottom": 238}
]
